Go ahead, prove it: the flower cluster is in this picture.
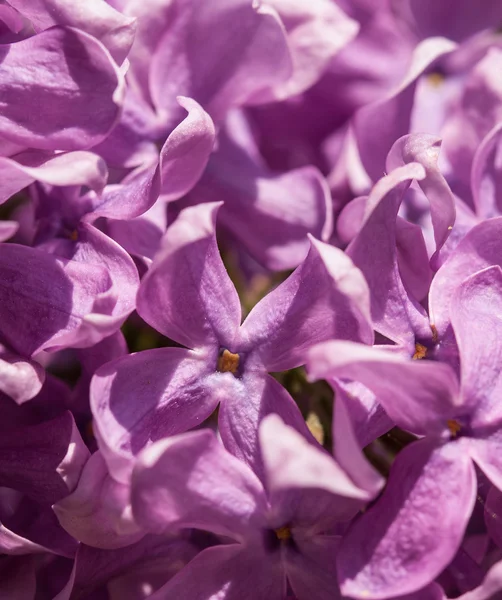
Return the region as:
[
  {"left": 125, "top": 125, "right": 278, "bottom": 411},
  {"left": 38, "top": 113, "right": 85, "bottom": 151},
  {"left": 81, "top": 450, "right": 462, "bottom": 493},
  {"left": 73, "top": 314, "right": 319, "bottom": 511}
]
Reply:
[{"left": 3, "top": 0, "right": 502, "bottom": 598}]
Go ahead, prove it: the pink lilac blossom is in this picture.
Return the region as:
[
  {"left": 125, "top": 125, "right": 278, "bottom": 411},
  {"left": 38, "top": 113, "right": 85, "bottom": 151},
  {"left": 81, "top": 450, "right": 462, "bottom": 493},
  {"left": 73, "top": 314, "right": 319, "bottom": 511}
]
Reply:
[{"left": 3, "top": 0, "right": 502, "bottom": 598}]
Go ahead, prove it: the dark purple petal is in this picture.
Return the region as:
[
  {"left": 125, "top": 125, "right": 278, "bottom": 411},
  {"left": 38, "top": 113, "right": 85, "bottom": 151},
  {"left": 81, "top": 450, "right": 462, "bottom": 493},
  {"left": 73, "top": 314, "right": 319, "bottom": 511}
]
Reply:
[
  {"left": 147, "top": 544, "right": 285, "bottom": 600},
  {"left": 0, "top": 26, "right": 124, "bottom": 150},
  {"left": 0, "top": 244, "right": 113, "bottom": 356},
  {"left": 241, "top": 237, "right": 373, "bottom": 372},
  {"left": 338, "top": 440, "right": 476, "bottom": 598},
  {"left": 132, "top": 429, "right": 267, "bottom": 540},
  {"left": 137, "top": 202, "right": 241, "bottom": 349},
  {"left": 458, "top": 559, "right": 502, "bottom": 600}
]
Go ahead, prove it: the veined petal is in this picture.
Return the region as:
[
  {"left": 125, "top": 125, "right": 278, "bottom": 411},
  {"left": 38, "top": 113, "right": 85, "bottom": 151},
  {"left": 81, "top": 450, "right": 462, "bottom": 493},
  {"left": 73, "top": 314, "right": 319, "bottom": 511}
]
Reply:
[
  {"left": 0, "top": 26, "right": 124, "bottom": 150},
  {"left": 307, "top": 341, "right": 460, "bottom": 436},
  {"left": 137, "top": 202, "right": 241, "bottom": 349},
  {"left": 132, "top": 429, "right": 267, "bottom": 540},
  {"left": 338, "top": 440, "right": 476, "bottom": 599},
  {"left": 91, "top": 347, "right": 218, "bottom": 483},
  {"left": 241, "top": 238, "right": 373, "bottom": 372}
]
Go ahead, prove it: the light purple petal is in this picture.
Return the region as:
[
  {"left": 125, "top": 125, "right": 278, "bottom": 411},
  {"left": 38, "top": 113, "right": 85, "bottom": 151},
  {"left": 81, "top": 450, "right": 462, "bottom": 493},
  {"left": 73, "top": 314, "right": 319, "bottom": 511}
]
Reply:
[
  {"left": 190, "top": 122, "right": 333, "bottom": 270},
  {"left": 346, "top": 163, "right": 431, "bottom": 351},
  {"left": 0, "top": 348, "right": 44, "bottom": 404},
  {"left": 218, "top": 373, "right": 313, "bottom": 483},
  {"left": 54, "top": 451, "right": 144, "bottom": 549},
  {"left": 0, "top": 243, "right": 113, "bottom": 356},
  {"left": 148, "top": 0, "right": 292, "bottom": 127},
  {"left": 241, "top": 237, "right": 373, "bottom": 372},
  {"left": 307, "top": 341, "right": 460, "bottom": 436},
  {"left": 387, "top": 134, "right": 456, "bottom": 262},
  {"left": 132, "top": 429, "right": 267, "bottom": 540},
  {"left": 430, "top": 217, "right": 502, "bottom": 340},
  {"left": 91, "top": 347, "right": 218, "bottom": 483},
  {"left": 9, "top": 0, "right": 136, "bottom": 64},
  {"left": 159, "top": 96, "right": 216, "bottom": 202},
  {"left": 147, "top": 545, "right": 285, "bottom": 600},
  {"left": 469, "top": 430, "right": 502, "bottom": 493},
  {"left": 338, "top": 440, "right": 476, "bottom": 599},
  {"left": 0, "top": 220, "right": 18, "bottom": 242},
  {"left": 137, "top": 202, "right": 241, "bottom": 349},
  {"left": 471, "top": 123, "right": 502, "bottom": 219},
  {"left": 260, "top": 415, "right": 382, "bottom": 527},
  {"left": 450, "top": 266, "right": 502, "bottom": 427},
  {"left": 264, "top": 0, "right": 358, "bottom": 99},
  {"left": 0, "top": 150, "right": 108, "bottom": 205},
  {"left": 354, "top": 37, "right": 457, "bottom": 182},
  {"left": 0, "top": 26, "right": 124, "bottom": 150}
]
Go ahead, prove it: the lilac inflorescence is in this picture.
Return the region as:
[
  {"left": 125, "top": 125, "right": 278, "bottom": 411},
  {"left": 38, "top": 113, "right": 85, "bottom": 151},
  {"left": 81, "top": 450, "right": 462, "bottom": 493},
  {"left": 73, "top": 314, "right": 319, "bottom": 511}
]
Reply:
[{"left": 2, "top": 1, "right": 502, "bottom": 598}]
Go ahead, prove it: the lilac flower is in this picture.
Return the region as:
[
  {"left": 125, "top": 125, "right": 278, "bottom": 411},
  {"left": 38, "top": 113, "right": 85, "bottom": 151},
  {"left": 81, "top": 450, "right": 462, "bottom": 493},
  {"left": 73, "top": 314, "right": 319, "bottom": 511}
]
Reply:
[
  {"left": 91, "top": 201, "right": 373, "bottom": 483},
  {"left": 307, "top": 264, "right": 502, "bottom": 597},
  {"left": 129, "top": 414, "right": 382, "bottom": 599}
]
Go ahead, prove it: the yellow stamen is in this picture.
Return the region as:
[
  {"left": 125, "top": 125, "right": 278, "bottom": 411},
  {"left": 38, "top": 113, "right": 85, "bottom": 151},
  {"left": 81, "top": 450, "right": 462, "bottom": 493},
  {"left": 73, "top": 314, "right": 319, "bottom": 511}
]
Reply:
[
  {"left": 306, "top": 412, "right": 324, "bottom": 445},
  {"left": 431, "top": 324, "right": 438, "bottom": 344},
  {"left": 427, "top": 72, "right": 445, "bottom": 87},
  {"left": 275, "top": 526, "right": 291, "bottom": 541},
  {"left": 217, "top": 349, "right": 240, "bottom": 374},
  {"left": 412, "top": 343, "right": 427, "bottom": 360},
  {"left": 447, "top": 419, "right": 462, "bottom": 437}
]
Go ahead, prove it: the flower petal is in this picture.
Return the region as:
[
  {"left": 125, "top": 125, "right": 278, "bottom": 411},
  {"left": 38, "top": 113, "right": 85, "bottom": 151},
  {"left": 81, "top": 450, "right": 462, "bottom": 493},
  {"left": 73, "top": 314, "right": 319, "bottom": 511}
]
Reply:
[
  {"left": 137, "top": 202, "right": 241, "bottom": 349},
  {"left": 91, "top": 347, "right": 218, "bottom": 483},
  {"left": 307, "top": 341, "right": 460, "bottom": 436},
  {"left": 241, "top": 237, "right": 373, "bottom": 372},
  {"left": 338, "top": 440, "right": 476, "bottom": 599},
  {"left": 132, "top": 429, "right": 267, "bottom": 540},
  {"left": 0, "top": 26, "right": 124, "bottom": 150},
  {"left": 0, "top": 348, "right": 44, "bottom": 404}
]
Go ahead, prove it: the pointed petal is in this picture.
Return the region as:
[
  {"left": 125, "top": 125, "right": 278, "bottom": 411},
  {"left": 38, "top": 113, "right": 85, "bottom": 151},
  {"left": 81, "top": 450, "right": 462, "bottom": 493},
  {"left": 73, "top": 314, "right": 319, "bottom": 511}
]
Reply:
[
  {"left": 450, "top": 266, "right": 502, "bottom": 426},
  {"left": 241, "top": 238, "right": 373, "bottom": 372},
  {"left": 0, "top": 26, "right": 124, "bottom": 150},
  {"left": 346, "top": 163, "right": 431, "bottom": 350},
  {"left": 147, "top": 545, "right": 285, "bottom": 600},
  {"left": 132, "top": 429, "right": 267, "bottom": 540},
  {"left": 307, "top": 341, "right": 460, "bottom": 436},
  {"left": 218, "top": 373, "right": 315, "bottom": 483},
  {"left": 260, "top": 415, "right": 382, "bottom": 528},
  {"left": 90, "top": 347, "right": 218, "bottom": 483},
  {"left": 338, "top": 440, "right": 476, "bottom": 599},
  {"left": 137, "top": 202, "right": 241, "bottom": 349}
]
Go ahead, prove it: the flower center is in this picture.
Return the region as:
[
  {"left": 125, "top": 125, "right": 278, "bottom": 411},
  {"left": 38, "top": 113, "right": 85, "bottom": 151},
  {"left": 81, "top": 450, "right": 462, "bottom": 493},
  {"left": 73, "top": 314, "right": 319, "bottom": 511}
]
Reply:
[
  {"left": 412, "top": 343, "right": 427, "bottom": 360},
  {"left": 447, "top": 419, "right": 462, "bottom": 437},
  {"left": 217, "top": 349, "right": 240, "bottom": 375},
  {"left": 275, "top": 526, "right": 291, "bottom": 541}
]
